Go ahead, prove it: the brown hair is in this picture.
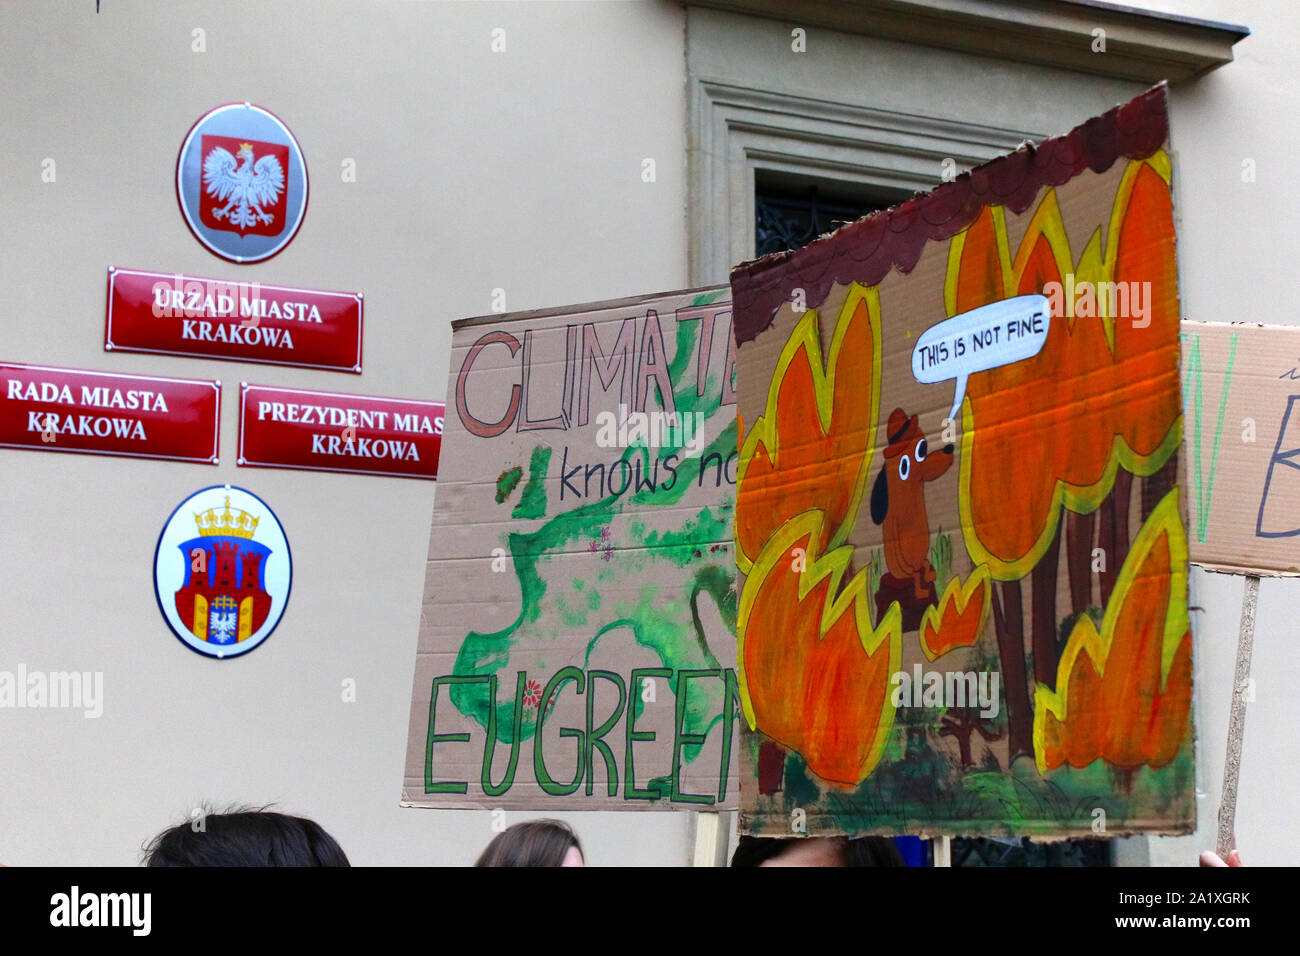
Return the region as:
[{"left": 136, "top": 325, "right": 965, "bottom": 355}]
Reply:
[
  {"left": 730, "top": 835, "right": 905, "bottom": 867},
  {"left": 474, "top": 819, "right": 583, "bottom": 868}
]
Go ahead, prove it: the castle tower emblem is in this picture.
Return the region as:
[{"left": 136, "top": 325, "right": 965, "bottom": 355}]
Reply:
[{"left": 154, "top": 486, "right": 292, "bottom": 659}]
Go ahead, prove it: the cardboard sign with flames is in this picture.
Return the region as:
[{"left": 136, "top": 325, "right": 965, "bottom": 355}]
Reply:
[{"left": 729, "top": 85, "right": 1194, "bottom": 836}]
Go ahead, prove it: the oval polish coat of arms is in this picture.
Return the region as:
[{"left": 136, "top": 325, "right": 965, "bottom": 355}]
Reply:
[
  {"left": 154, "top": 485, "right": 292, "bottom": 659},
  {"left": 175, "top": 103, "right": 308, "bottom": 264}
]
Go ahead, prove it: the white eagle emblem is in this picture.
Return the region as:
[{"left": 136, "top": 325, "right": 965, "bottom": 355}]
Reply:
[
  {"left": 202, "top": 141, "right": 286, "bottom": 230},
  {"left": 210, "top": 609, "right": 237, "bottom": 640}
]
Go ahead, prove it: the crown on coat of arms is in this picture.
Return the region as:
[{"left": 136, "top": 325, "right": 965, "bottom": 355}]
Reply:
[
  {"left": 193, "top": 496, "right": 260, "bottom": 539},
  {"left": 238, "top": 142, "right": 254, "bottom": 153}
]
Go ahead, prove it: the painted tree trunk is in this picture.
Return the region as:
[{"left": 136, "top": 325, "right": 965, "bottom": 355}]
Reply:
[
  {"left": 991, "top": 579, "right": 1034, "bottom": 760},
  {"left": 1099, "top": 470, "right": 1134, "bottom": 607},
  {"left": 1142, "top": 454, "right": 1178, "bottom": 523},
  {"left": 1032, "top": 518, "right": 1063, "bottom": 688},
  {"left": 1066, "top": 509, "right": 1096, "bottom": 616}
]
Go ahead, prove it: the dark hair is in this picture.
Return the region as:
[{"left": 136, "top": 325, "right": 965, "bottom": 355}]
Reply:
[
  {"left": 474, "top": 819, "right": 583, "bottom": 867},
  {"left": 143, "top": 806, "right": 350, "bottom": 867},
  {"left": 730, "top": 835, "right": 905, "bottom": 867},
  {"left": 844, "top": 836, "right": 906, "bottom": 867}
]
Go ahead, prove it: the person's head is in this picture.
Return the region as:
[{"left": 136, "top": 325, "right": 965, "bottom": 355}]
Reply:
[
  {"left": 474, "top": 819, "right": 584, "bottom": 867},
  {"left": 730, "top": 835, "right": 904, "bottom": 867},
  {"left": 143, "top": 806, "right": 350, "bottom": 867}
]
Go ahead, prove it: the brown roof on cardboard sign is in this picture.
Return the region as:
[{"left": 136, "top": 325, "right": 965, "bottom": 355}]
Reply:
[{"left": 729, "top": 83, "right": 1170, "bottom": 345}]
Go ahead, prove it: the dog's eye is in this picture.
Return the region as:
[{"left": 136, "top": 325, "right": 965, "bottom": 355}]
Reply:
[
  {"left": 898, "top": 454, "right": 911, "bottom": 480},
  {"left": 915, "top": 439, "right": 928, "bottom": 462}
]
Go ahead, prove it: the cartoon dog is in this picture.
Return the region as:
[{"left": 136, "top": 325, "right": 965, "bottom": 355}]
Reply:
[{"left": 870, "top": 408, "right": 954, "bottom": 611}]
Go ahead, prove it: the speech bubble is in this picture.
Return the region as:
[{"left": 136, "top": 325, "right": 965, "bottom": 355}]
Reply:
[{"left": 912, "top": 294, "right": 1051, "bottom": 422}]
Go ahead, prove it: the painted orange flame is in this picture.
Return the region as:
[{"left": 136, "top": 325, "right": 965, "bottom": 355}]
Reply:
[
  {"left": 918, "top": 566, "right": 992, "bottom": 661},
  {"left": 738, "top": 511, "right": 903, "bottom": 785},
  {"left": 735, "top": 284, "right": 881, "bottom": 574},
  {"left": 950, "top": 155, "right": 1183, "bottom": 579},
  {"left": 1034, "top": 489, "right": 1192, "bottom": 771}
]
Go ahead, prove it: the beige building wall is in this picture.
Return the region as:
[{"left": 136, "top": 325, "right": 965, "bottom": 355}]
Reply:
[
  {"left": 0, "top": 0, "right": 693, "bottom": 867},
  {"left": 1, "top": 0, "right": 1292, "bottom": 865},
  {"left": 1127, "top": 0, "right": 1298, "bottom": 869}
]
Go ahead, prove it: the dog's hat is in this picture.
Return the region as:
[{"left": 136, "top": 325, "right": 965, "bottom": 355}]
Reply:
[{"left": 883, "top": 407, "right": 921, "bottom": 459}]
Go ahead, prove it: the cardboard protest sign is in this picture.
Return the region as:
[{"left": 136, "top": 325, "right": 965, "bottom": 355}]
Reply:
[
  {"left": 402, "top": 287, "right": 741, "bottom": 810},
  {"left": 730, "top": 85, "right": 1194, "bottom": 836},
  {"left": 1178, "top": 320, "right": 1300, "bottom": 857},
  {"left": 1182, "top": 321, "right": 1300, "bottom": 575}
]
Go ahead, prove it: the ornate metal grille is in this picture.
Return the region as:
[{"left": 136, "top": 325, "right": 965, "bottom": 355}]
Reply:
[{"left": 755, "top": 183, "right": 892, "bottom": 257}]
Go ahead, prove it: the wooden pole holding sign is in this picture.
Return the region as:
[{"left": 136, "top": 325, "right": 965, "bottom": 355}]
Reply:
[
  {"left": 933, "top": 836, "right": 952, "bottom": 868},
  {"left": 1216, "top": 574, "right": 1258, "bottom": 860},
  {"left": 691, "top": 811, "right": 731, "bottom": 867}
]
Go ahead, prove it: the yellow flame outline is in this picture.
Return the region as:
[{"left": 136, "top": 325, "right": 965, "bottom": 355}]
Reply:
[
  {"left": 734, "top": 283, "right": 883, "bottom": 575},
  {"left": 916, "top": 564, "right": 993, "bottom": 662},
  {"left": 1031, "top": 488, "right": 1190, "bottom": 772},
  {"left": 945, "top": 153, "right": 1182, "bottom": 581},
  {"left": 737, "top": 508, "right": 903, "bottom": 783}
]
